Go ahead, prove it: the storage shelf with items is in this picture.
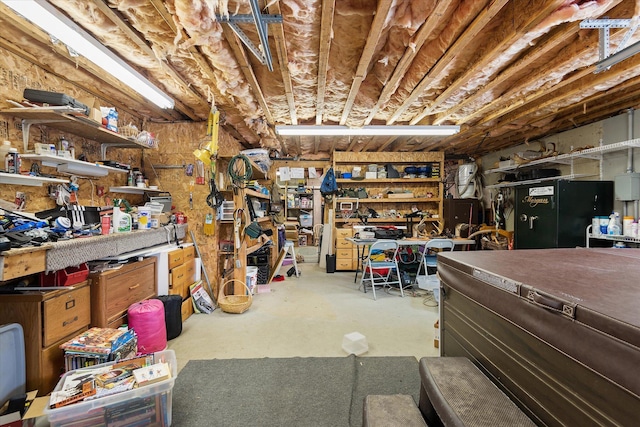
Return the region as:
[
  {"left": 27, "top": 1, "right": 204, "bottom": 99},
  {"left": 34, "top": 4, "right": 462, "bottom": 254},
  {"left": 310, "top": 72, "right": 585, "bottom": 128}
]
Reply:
[
  {"left": 331, "top": 151, "right": 444, "bottom": 270},
  {"left": 217, "top": 154, "right": 275, "bottom": 295},
  {"left": 485, "top": 139, "right": 640, "bottom": 189},
  {"left": 21, "top": 153, "right": 128, "bottom": 177},
  {"left": 0, "top": 107, "right": 153, "bottom": 158},
  {"left": 585, "top": 224, "right": 640, "bottom": 248}
]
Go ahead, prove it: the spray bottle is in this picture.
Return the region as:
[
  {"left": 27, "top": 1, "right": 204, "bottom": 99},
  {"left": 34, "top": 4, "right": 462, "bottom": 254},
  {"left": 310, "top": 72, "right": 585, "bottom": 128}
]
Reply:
[{"left": 607, "top": 212, "right": 621, "bottom": 235}]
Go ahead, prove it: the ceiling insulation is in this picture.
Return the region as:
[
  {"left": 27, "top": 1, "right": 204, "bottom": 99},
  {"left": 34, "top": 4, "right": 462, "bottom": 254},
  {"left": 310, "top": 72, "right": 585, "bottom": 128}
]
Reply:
[{"left": 2, "top": 0, "right": 640, "bottom": 158}]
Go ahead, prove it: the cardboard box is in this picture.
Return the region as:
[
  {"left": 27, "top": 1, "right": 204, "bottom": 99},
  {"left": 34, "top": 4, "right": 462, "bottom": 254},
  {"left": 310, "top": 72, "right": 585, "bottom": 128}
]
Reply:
[
  {"left": 0, "top": 391, "right": 48, "bottom": 427},
  {"left": 78, "top": 96, "right": 101, "bottom": 122}
]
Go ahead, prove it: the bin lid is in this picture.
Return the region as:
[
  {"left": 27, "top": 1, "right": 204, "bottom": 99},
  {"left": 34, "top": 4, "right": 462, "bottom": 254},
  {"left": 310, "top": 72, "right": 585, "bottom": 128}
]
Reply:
[{"left": 0, "top": 323, "right": 26, "bottom": 406}]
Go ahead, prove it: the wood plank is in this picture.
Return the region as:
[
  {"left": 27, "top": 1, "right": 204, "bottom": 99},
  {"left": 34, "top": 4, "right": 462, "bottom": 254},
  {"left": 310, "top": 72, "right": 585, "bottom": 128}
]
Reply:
[
  {"left": 269, "top": 2, "right": 298, "bottom": 125},
  {"left": 387, "top": 0, "right": 510, "bottom": 125},
  {"left": 339, "top": 0, "right": 393, "bottom": 125},
  {"left": 0, "top": 246, "right": 47, "bottom": 281},
  {"left": 364, "top": 1, "right": 455, "bottom": 125},
  {"left": 316, "top": 0, "right": 336, "bottom": 125}
]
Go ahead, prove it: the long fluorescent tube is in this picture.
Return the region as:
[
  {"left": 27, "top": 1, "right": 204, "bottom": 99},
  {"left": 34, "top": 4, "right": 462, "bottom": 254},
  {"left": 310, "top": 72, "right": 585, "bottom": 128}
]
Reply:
[
  {"left": 596, "top": 39, "right": 640, "bottom": 73},
  {"left": 275, "top": 125, "right": 460, "bottom": 136},
  {"left": 1, "top": 0, "right": 175, "bottom": 109}
]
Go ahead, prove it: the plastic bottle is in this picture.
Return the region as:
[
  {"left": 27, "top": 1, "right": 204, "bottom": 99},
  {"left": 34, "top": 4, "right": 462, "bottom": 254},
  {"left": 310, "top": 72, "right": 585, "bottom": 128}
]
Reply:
[
  {"left": 631, "top": 221, "right": 638, "bottom": 239},
  {"left": 0, "top": 141, "right": 12, "bottom": 168},
  {"left": 607, "top": 212, "right": 621, "bottom": 235},
  {"left": 623, "top": 216, "right": 634, "bottom": 236},
  {"left": 112, "top": 206, "right": 132, "bottom": 233}
]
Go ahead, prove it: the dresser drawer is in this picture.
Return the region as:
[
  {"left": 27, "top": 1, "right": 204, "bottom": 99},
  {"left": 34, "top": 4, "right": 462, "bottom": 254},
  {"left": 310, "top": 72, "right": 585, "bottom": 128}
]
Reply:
[
  {"left": 169, "top": 264, "right": 190, "bottom": 299},
  {"left": 336, "top": 248, "right": 355, "bottom": 259},
  {"left": 43, "top": 285, "right": 91, "bottom": 347},
  {"left": 185, "top": 258, "right": 197, "bottom": 285},
  {"left": 168, "top": 248, "right": 184, "bottom": 270},
  {"left": 336, "top": 259, "right": 354, "bottom": 270},
  {"left": 181, "top": 297, "right": 194, "bottom": 322},
  {"left": 336, "top": 239, "right": 354, "bottom": 249},
  {"left": 183, "top": 245, "right": 195, "bottom": 262},
  {"left": 335, "top": 228, "right": 353, "bottom": 239},
  {"left": 103, "top": 262, "right": 156, "bottom": 320}
]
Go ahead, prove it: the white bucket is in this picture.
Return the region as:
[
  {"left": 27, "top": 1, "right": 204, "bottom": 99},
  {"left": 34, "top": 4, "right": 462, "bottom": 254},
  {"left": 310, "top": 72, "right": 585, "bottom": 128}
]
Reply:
[
  {"left": 246, "top": 266, "right": 258, "bottom": 293},
  {"left": 138, "top": 207, "right": 151, "bottom": 229}
]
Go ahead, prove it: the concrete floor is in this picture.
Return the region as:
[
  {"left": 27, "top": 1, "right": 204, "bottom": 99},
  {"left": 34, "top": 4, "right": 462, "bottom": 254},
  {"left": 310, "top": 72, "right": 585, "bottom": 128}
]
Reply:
[
  {"left": 168, "top": 246, "right": 440, "bottom": 373},
  {"left": 35, "top": 246, "right": 439, "bottom": 426}
]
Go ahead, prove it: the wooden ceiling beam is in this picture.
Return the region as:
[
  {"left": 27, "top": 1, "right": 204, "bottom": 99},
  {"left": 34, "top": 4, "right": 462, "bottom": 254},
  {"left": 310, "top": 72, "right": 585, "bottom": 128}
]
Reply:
[
  {"left": 411, "top": 0, "right": 567, "bottom": 125},
  {"left": 363, "top": 1, "right": 454, "bottom": 126},
  {"left": 269, "top": 2, "right": 298, "bottom": 125},
  {"left": 316, "top": 0, "right": 335, "bottom": 125},
  {"left": 375, "top": 136, "right": 399, "bottom": 152},
  {"left": 221, "top": 24, "right": 274, "bottom": 123},
  {"left": 339, "top": 0, "right": 393, "bottom": 125},
  {"left": 432, "top": 25, "right": 577, "bottom": 126},
  {"left": 387, "top": 0, "right": 509, "bottom": 125}
]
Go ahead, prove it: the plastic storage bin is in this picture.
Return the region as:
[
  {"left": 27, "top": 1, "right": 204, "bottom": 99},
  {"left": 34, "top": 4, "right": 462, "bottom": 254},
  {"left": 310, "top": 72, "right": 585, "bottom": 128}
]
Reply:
[
  {"left": 39, "top": 263, "right": 89, "bottom": 287},
  {"left": 342, "top": 331, "right": 368, "bottom": 356},
  {"left": 44, "top": 349, "right": 177, "bottom": 427}
]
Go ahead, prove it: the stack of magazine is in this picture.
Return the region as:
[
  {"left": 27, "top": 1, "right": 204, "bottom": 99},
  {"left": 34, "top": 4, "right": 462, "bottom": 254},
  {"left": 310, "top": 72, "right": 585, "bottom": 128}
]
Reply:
[{"left": 60, "top": 327, "right": 138, "bottom": 371}]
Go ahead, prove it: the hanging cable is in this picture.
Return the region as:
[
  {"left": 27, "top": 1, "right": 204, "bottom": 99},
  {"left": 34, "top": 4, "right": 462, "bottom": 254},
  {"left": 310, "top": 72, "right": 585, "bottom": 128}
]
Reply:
[{"left": 228, "top": 154, "right": 253, "bottom": 189}]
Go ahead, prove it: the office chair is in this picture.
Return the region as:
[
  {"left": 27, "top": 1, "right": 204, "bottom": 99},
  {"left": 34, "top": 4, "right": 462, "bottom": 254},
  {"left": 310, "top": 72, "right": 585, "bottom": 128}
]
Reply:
[{"left": 359, "top": 239, "right": 402, "bottom": 300}]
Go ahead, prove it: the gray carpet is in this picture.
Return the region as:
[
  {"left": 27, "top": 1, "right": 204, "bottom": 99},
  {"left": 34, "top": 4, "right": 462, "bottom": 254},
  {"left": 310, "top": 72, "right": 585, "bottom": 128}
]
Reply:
[{"left": 171, "top": 355, "right": 420, "bottom": 427}]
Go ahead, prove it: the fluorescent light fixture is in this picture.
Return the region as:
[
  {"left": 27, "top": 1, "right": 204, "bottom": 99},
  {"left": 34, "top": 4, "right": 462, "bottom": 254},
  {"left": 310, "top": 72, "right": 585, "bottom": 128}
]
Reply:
[
  {"left": 1, "top": 0, "right": 175, "bottom": 109},
  {"left": 596, "top": 39, "right": 640, "bottom": 73},
  {"left": 275, "top": 125, "right": 460, "bottom": 136}
]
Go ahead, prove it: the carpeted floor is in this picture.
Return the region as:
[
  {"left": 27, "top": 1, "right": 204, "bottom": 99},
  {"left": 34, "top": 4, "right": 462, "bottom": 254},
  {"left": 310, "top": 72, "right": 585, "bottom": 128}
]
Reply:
[{"left": 171, "top": 355, "right": 420, "bottom": 427}]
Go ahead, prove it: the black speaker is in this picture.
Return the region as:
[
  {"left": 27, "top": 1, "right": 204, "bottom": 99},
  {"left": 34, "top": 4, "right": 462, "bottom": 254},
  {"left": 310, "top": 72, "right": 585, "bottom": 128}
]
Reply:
[{"left": 154, "top": 295, "right": 183, "bottom": 340}]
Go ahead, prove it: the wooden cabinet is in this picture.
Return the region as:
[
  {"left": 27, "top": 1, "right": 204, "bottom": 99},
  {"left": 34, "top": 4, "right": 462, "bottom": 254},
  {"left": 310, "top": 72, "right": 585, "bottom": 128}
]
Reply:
[
  {"left": 335, "top": 228, "right": 356, "bottom": 271},
  {"left": 0, "top": 282, "right": 91, "bottom": 394},
  {"left": 89, "top": 257, "right": 157, "bottom": 328},
  {"left": 167, "top": 245, "right": 196, "bottom": 321},
  {"left": 332, "top": 152, "right": 444, "bottom": 269}
]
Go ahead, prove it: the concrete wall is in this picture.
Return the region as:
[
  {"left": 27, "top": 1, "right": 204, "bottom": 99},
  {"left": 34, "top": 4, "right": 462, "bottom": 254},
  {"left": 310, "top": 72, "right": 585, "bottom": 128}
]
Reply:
[{"left": 480, "top": 110, "right": 640, "bottom": 230}]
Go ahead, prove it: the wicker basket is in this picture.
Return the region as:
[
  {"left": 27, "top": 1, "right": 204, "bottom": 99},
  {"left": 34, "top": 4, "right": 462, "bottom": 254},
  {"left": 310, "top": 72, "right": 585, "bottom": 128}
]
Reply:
[{"left": 218, "top": 279, "right": 252, "bottom": 314}]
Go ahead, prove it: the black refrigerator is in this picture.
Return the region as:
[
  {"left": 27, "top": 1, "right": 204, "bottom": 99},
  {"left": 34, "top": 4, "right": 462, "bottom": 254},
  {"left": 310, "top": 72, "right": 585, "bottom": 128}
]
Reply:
[{"left": 514, "top": 180, "right": 613, "bottom": 249}]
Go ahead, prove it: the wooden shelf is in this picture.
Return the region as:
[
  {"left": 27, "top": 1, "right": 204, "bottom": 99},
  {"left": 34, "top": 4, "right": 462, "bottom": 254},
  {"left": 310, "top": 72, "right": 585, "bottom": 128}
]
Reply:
[
  {"left": 0, "top": 107, "right": 151, "bottom": 158},
  {"left": 109, "top": 186, "right": 166, "bottom": 194},
  {"left": 0, "top": 172, "right": 68, "bottom": 187},
  {"left": 335, "top": 217, "right": 440, "bottom": 223},
  {"left": 336, "top": 177, "right": 439, "bottom": 184},
  {"left": 22, "top": 154, "right": 127, "bottom": 177},
  {"left": 245, "top": 188, "right": 270, "bottom": 199},
  {"left": 356, "top": 197, "right": 441, "bottom": 203}
]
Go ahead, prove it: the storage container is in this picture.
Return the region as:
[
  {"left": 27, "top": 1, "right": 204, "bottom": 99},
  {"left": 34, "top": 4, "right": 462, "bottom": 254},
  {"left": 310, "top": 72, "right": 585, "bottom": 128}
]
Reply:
[
  {"left": 342, "top": 332, "right": 368, "bottom": 356},
  {"left": 44, "top": 350, "right": 177, "bottom": 427},
  {"left": 39, "top": 263, "right": 89, "bottom": 287},
  {"left": 299, "top": 213, "right": 312, "bottom": 228}
]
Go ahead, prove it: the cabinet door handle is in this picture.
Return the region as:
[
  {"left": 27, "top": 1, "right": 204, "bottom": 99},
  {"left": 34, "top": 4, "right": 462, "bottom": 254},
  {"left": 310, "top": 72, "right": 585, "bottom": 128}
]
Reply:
[
  {"left": 63, "top": 316, "right": 78, "bottom": 327},
  {"left": 129, "top": 284, "right": 140, "bottom": 290}
]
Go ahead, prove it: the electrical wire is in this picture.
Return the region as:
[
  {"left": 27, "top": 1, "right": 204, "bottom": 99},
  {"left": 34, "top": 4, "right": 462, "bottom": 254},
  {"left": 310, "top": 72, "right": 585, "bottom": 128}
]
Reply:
[{"left": 228, "top": 154, "right": 252, "bottom": 189}]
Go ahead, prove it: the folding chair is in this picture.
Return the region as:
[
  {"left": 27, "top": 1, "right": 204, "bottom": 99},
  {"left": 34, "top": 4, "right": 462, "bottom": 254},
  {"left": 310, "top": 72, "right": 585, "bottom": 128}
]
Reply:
[
  {"left": 359, "top": 239, "right": 402, "bottom": 300},
  {"left": 416, "top": 239, "right": 454, "bottom": 292}
]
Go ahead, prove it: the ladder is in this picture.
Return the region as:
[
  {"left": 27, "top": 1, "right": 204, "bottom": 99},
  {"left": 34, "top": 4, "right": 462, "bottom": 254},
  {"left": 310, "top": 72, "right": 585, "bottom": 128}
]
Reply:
[{"left": 268, "top": 240, "right": 300, "bottom": 282}]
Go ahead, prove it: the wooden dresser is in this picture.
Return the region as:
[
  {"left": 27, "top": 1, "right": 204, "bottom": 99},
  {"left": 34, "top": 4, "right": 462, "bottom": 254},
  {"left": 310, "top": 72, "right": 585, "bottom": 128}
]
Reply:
[
  {"left": 89, "top": 257, "right": 157, "bottom": 328},
  {"left": 0, "top": 281, "right": 91, "bottom": 394},
  {"left": 335, "top": 228, "right": 356, "bottom": 270},
  {"left": 167, "top": 245, "right": 196, "bottom": 321}
]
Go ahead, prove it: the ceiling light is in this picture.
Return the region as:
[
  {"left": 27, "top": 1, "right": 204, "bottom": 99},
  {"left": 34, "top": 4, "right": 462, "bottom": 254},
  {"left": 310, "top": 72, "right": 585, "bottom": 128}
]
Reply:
[
  {"left": 1, "top": 0, "right": 175, "bottom": 109},
  {"left": 275, "top": 125, "right": 460, "bottom": 136}
]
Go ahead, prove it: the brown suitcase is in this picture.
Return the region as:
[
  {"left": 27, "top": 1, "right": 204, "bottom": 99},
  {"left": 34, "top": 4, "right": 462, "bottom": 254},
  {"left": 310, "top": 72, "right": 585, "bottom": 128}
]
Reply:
[{"left": 438, "top": 248, "right": 640, "bottom": 426}]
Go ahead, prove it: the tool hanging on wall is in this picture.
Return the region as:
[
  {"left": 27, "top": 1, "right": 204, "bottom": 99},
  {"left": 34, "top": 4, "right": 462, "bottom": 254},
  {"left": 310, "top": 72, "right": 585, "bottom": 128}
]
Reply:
[{"left": 189, "top": 180, "right": 195, "bottom": 209}]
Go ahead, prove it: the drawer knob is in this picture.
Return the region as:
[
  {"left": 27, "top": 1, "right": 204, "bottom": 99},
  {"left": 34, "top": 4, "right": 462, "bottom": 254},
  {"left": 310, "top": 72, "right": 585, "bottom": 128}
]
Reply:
[
  {"left": 63, "top": 316, "right": 78, "bottom": 327},
  {"left": 129, "top": 284, "right": 140, "bottom": 290}
]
